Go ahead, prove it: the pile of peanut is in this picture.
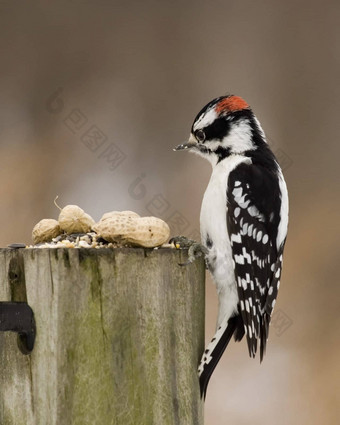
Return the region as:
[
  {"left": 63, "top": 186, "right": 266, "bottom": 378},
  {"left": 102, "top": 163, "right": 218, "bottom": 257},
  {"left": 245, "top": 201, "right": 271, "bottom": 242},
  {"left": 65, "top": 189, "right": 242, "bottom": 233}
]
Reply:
[{"left": 31, "top": 203, "right": 170, "bottom": 249}]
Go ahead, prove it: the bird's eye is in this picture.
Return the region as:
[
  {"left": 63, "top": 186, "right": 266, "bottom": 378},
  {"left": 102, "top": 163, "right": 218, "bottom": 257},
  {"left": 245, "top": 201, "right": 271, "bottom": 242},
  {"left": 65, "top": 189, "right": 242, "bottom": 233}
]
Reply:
[{"left": 196, "top": 129, "right": 206, "bottom": 143}]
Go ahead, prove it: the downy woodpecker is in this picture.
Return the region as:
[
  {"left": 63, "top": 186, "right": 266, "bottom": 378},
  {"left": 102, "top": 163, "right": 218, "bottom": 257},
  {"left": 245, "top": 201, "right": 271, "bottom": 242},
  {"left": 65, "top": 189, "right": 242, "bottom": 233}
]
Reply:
[{"left": 174, "top": 95, "right": 289, "bottom": 398}]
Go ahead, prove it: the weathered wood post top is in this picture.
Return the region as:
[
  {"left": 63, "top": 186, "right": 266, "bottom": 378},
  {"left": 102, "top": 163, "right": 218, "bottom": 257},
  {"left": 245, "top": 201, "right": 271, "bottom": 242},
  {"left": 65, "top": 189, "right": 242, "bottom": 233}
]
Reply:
[{"left": 0, "top": 246, "right": 205, "bottom": 425}]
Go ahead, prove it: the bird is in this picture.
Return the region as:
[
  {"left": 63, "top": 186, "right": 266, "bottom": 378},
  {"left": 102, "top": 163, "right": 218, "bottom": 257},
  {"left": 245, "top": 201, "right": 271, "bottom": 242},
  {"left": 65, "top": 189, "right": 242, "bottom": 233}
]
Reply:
[{"left": 173, "top": 95, "right": 289, "bottom": 399}]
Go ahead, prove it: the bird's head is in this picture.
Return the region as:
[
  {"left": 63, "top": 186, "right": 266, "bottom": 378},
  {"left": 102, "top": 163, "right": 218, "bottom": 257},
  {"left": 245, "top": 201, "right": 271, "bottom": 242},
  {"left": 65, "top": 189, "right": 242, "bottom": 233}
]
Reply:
[{"left": 174, "top": 95, "right": 266, "bottom": 165}]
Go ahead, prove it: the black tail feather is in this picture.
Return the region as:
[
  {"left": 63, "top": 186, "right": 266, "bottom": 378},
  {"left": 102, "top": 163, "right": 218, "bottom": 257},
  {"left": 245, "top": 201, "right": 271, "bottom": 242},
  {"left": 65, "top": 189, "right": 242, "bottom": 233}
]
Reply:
[
  {"left": 233, "top": 314, "right": 245, "bottom": 342},
  {"left": 199, "top": 316, "right": 239, "bottom": 399},
  {"left": 260, "top": 312, "right": 270, "bottom": 361}
]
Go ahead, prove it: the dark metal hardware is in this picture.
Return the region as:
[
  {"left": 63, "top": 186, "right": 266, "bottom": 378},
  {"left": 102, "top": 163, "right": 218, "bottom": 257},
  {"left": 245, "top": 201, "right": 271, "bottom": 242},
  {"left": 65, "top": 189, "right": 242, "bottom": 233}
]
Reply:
[{"left": 0, "top": 302, "right": 36, "bottom": 354}]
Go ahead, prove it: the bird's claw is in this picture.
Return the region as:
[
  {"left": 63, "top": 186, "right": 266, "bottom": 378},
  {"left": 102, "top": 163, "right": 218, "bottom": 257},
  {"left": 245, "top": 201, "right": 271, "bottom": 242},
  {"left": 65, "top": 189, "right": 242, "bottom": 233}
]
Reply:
[{"left": 170, "top": 236, "right": 208, "bottom": 266}]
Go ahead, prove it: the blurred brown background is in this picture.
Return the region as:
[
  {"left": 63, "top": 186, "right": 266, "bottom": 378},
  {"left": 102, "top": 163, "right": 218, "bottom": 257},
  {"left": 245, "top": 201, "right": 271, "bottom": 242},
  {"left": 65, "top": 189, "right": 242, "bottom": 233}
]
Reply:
[{"left": 0, "top": 1, "right": 339, "bottom": 424}]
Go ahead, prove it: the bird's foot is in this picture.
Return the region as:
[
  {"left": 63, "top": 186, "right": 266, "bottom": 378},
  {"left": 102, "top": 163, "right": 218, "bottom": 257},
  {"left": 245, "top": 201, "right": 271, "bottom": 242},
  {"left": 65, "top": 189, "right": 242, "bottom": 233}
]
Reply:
[{"left": 170, "top": 236, "right": 208, "bottom": 266}]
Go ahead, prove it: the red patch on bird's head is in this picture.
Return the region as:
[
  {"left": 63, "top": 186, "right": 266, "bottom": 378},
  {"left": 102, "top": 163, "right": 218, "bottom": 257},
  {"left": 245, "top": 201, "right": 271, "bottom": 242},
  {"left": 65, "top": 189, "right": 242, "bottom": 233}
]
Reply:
[{"left": 215, "top": 96, "right": 249, "bottom": 114}]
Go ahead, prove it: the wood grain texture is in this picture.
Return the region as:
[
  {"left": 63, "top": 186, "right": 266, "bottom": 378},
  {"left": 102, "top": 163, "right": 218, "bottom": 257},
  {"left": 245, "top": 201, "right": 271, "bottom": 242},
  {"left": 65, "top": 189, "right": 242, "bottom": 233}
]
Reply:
[{"left": 0, "top": 247, "right": 205, "bottom": 425}]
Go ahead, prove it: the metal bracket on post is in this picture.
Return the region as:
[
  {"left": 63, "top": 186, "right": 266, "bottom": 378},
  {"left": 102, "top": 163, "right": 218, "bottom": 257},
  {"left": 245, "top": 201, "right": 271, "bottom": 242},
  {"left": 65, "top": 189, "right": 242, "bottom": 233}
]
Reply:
[{"left": 0, "top": 302, "right": 36, "bottom": 354}]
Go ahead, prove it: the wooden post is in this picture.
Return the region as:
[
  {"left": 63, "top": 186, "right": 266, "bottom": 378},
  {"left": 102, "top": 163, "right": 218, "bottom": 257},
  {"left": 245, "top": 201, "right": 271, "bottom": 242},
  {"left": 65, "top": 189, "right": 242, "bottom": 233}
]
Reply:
[{"left": 0, "top": 247, "right": 205, "bottom": 425}]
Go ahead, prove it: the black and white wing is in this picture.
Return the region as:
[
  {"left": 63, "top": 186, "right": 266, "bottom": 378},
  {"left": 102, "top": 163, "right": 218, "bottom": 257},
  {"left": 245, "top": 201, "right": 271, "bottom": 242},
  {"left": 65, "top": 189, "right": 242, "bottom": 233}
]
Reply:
[{"left": 227, "top": 162, "right": 286, "bottom": 360}]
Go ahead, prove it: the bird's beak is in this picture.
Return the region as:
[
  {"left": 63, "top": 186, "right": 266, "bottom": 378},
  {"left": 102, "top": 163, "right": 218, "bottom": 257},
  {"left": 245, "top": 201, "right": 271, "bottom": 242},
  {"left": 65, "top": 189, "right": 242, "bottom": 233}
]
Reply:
[{"left": 173, "top": 134, "right": 197, "bottom": 151}]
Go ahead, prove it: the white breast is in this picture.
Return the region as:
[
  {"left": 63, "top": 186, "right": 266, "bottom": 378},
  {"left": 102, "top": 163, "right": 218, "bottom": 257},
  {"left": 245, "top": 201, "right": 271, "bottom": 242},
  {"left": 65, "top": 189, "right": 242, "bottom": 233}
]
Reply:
[{"left": 200, "top": 155, "right": 251, "bottom": 327}]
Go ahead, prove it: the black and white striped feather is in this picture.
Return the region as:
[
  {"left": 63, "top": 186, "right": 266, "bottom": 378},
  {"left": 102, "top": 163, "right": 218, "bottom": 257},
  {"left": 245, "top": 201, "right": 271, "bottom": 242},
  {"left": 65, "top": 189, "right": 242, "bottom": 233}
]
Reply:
[{"left": 227, "top": 163, "right": 284, "bottom": 360}]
